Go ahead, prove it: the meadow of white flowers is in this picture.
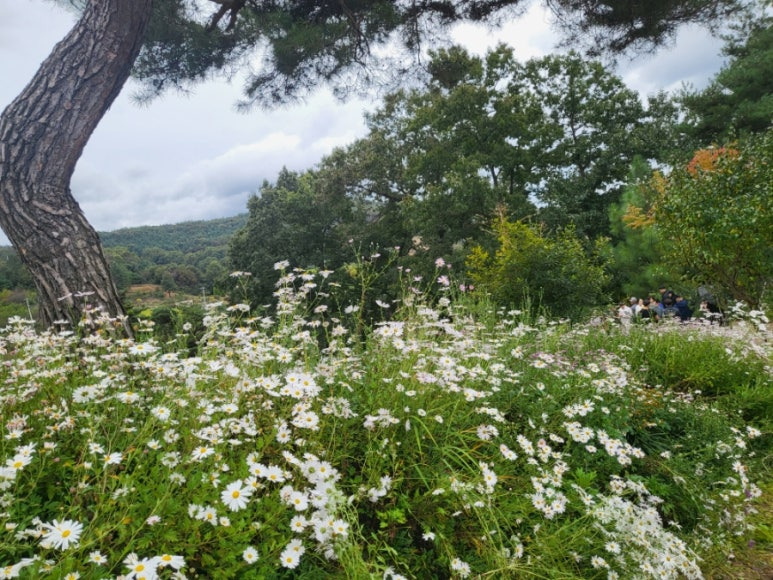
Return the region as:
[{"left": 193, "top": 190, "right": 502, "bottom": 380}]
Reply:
[{"left": 0, "top": 266, "right": 769, "bottom": 579}]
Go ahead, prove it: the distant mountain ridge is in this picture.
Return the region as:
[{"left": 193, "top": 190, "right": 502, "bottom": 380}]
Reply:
[{"left": 99, "top": 214, "right": 248, "bottom": 253}]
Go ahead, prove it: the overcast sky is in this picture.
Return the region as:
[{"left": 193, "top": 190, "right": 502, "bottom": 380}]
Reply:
[{"left": 0, "top": 1, "right": 729, "bottom": 245}]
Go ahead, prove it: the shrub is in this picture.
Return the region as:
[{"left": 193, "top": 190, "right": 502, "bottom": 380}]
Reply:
[{"left": 466, "top": 216, "right": 610, "bottom": 319}]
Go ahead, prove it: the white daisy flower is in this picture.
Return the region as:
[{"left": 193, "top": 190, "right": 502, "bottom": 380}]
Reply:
[
  {"left": 39, "top": 519, "right": 84, "bottom": 551},
  {"left": 221, "top": 479, "right": 252, "bottom": 511}
]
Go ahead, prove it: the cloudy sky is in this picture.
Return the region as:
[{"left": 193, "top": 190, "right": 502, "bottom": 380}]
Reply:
[{"left": 1, "top": 1, "right": 729, "bottom": 245}]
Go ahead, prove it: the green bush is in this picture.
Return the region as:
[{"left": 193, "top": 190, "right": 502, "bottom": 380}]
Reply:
[
  {"left": 467, "top": 216, "right": 610, "bottom": 320},
  {"left": 0, "top": 289, "right": 34, "bottom": 326}
]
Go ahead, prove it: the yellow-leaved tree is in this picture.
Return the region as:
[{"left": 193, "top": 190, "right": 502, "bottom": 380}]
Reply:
[{"left": 466, "top": 214, "right": 610, "bottom": 319}]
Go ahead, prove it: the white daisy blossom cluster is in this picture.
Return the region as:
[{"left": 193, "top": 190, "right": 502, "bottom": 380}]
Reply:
[
  {"left": 530, "top": 473, "right": 568, "bottom": 520},
  {"left": 189, "top": 503, "right": 220, "bottom": 526},
  {"left": 122, "top": 552, "right": 186, "bottom": 577},
  {"left": 592, "top": 495, "right": 703, "bottom": 578},
  {"left": 0, "top": 268, "right": 766, "bottom": 578},
  {"left": 450, "top": 556, "right": 472, "bottom": 577},
  {"left": 367, "top": 475, "right": 393, "bottom": 503},
  {"left": 597, "top": 430, "right": 646, "bottom": 466},
  {"left": 499, "top": 443, "right": 518, "bottom": 461},
  {"left": 562, "top": 399, "right": 595, "bottom": 418},
  {"left": 374, "top": 321, "right": 405, "bottom": 339},
  {"left": 363, "top": 408, "right": 400, "bottom": 430},
  {"left": 564, "top": 421, "right": 595, "bottom": 443},
  {"left": 479, "top": 462, "right": 498, "bottom": 494},
  {"left": 476, "top": 424, "right": 499, "bottom": 441},
  {"left": 279, "top": 538, "right": 305, "bottom": 568}
]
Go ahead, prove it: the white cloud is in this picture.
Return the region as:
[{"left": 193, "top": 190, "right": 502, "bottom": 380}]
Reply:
[
  {"left": 451, "top": 4, "right": 556, "bottom": 60},
  {"left": 168, "top": 134, "right": 303, "bottom": 198},
  {"left": 309, "top": 133, "right": 360, "bottom": 154}
]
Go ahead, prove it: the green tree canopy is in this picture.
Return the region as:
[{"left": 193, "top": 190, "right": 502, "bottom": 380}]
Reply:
[
  {"left": 680, "top": 3, "right": 773, "bottom": 143},
  {"left": 323, "top": 47, "right": 662, "bottom": 243},
  {"left": 133, "top": 0, "right": 742, "bottom": 106},
  {"left": 523, "top": 52, "right": 649, "bottom": 237},
  {"left": 630, "top": 129, "right": 773, "bottom": 307},
  {"left": 229, "top": 167, "right": 363, "bottom": 304}
]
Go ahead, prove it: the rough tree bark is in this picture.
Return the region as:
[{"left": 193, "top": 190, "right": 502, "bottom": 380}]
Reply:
[{"left": 0, "top": 0, "right": 153, "bottom": 332}]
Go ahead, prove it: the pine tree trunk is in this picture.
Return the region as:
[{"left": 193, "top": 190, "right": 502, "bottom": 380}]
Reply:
[{"left": 0, "top": 0, "right": 153, "bottom": 332}]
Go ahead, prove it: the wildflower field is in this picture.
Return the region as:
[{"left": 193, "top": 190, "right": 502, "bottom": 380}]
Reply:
[{"left": 1, "top": 267, "right": 770, "bottom": 579}]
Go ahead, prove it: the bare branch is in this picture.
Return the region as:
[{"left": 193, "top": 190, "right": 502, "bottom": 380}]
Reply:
[{"left": 205, "top": 0, "right": 247, "bottom": 32}]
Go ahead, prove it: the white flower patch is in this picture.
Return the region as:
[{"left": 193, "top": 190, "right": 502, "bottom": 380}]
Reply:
[
  {"left": 592, "top": 495, "right": 702, "bottom": 579},
  {"left": 375, "top": 321, "right": 404, "bottom": 338},
  {"left": 596, "top": 430, "right": 645, "bottom": 466},
  {"left": 564, "top": 421, "right": 595, "bottom": 443},
  {"left": 476, "top": 424, "right": 499, "bottom": 441},
  {"left": 364, "top": 409, "right": 400, "bottom": 430}
]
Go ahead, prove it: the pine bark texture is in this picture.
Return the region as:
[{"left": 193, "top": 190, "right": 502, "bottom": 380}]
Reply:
[{"left": 0, "top": 0, "right": 153, "bottom": 331}]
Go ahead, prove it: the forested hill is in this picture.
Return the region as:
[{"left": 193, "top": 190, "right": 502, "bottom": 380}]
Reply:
[
  {"left": 99, "top": 214, "right": 247, "bottom": 253},
  {"left": 89, "top": 214, "right": 249, "bottom": 294},
  {"left": 0, "top": 214, "right": 248, "bottom": 303}
]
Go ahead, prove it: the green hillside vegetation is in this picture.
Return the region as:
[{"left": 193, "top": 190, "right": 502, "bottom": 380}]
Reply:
[
  {"left": 101, "top": 215, "right": 246, "bottom": 300},
  {"left": 99, "top": 215, "right": 247, "bottom": 297},
  {"left": 100, "top": 214, "right": 247, "bottom": 254},
  {"left": 0, "top": 216, "right": 247, "bottom": 325}
]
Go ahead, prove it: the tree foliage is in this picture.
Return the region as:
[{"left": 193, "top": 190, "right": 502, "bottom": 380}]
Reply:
[
  {"left": 226, "top": 46, "right": 695, "bottom": 314},
  {"left": 680, "top": 3, "right": 773, "bottom": 143},
  {"left": 0, "top": 248, "right": 34, "bottom": 291},
  {"left": 132, "top": 0, "right": 742, "bottom": 106},
  {"left": 99, "top": 217, "right": 243, "bottom": 294},
  {"left": 630, "top": 129, "right": 773, "bottom": 307},
  {"left": 545, "top": 0, "right": 740, "bottom": 54},
  {"left": 523, "top": 52, "right": 650, "bottom": 236},
  {"left": 607, "top": 158, "right": 670, "bottom": 299},
  {"left": 466, "top": 214, "right": 610, "bottom": 318},
  {"left": 228, "top": 167, "right": 367, "bottom": 303},
  {"left": 100, "top": 215, "right": 246, "bottom": 253},
  {"left": 334, "top": 47, "right": 661, "bottom": 244}
]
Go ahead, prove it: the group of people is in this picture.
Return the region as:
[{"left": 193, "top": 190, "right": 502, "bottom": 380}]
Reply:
[{"left": 616, "top": 286, "right": 694, "bottom": 325}]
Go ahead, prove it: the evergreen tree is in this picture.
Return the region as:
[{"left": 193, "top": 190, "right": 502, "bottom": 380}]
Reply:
[{"left": 680, "top": 3, "right": 773, "bottom": 143}]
